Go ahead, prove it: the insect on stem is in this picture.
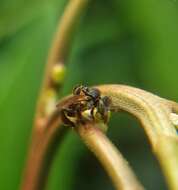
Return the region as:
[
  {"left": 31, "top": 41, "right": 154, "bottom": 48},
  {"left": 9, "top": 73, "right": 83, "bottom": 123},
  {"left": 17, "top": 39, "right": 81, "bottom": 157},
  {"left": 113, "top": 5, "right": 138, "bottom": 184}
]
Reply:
[{"left": 58, "top": 85, "right": 111, "bottom": 127}]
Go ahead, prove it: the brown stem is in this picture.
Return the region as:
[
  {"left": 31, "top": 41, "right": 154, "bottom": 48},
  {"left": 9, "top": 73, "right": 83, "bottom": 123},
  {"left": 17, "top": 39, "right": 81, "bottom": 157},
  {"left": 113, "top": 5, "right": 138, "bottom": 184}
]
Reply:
[
  {"left": 76, "top": 123, "right": 144, "bottom": 190},
  {"left": 21, "top": 1, "right": 89, "bottom": 189},
  {"left": 21, "top": 117, "right": 67, "bottom": 190},
  {"left": 36, "top": 0, "right": 89, "bottom": 127},
  {"left": 20, "top": 93, "right": 87, "bottom": 190}
]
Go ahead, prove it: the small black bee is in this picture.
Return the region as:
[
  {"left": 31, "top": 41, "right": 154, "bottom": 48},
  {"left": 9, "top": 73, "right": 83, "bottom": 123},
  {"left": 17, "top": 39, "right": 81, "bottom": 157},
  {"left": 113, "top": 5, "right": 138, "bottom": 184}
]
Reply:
[{"left": 60, "top": 85, "right": 111, "bottom": 127}]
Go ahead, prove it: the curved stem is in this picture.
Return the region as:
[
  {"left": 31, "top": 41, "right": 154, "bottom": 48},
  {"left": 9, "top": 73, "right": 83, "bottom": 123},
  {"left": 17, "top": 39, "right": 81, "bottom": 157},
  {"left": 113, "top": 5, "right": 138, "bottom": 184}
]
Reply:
[
  {"left": 36, "top": 0, "right": 89, "bottom": 127},
  {"left": 156, "top": 134, "right": 178, "bottom": 190},
  {"left": 21, "top": 1, "right": 89, "bottom": 189},
  {"left": 21, "top": 118, "right": 67, "bottom": 190},
  {"left": 97, "top": 84, "right": 178, "bottom": 190},
  {"left": 21, "top": 94, "right": 87, "bottom": 190},
  {"left": 76, "top": 123, "right": 144, "bottom": 190},
  {"left": 22, "top": 83, "right": 178, "bottom": 190}
]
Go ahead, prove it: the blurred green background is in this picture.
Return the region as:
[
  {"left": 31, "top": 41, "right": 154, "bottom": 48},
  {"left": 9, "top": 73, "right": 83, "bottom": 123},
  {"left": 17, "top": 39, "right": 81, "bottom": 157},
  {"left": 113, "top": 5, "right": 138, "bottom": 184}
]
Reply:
[{"left": 0, "top": 0, "right": 178, "bottom": 189}]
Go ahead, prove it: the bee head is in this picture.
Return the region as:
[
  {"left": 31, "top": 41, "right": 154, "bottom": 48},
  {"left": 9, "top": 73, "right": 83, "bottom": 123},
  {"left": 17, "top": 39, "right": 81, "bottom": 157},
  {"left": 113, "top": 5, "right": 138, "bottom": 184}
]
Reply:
[
  {"left": 73, "top": 85, "right": 89, "bottom": 96},
  {"left": 73, "top": 85, "right": 100, "bottom": 100}
]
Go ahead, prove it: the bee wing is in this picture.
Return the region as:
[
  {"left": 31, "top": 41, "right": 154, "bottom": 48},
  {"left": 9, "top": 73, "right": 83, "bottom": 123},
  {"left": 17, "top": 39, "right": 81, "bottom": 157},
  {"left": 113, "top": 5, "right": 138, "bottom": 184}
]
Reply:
[{"left": 56, "top": 95, "right": 86, "bottom": 109}]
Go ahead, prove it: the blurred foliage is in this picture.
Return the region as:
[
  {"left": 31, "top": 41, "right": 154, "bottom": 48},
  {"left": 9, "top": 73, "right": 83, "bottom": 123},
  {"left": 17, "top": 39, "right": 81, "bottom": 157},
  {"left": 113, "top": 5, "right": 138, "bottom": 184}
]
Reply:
[{"left": 0, "top": 0, "right": 178, "bottom": 190}]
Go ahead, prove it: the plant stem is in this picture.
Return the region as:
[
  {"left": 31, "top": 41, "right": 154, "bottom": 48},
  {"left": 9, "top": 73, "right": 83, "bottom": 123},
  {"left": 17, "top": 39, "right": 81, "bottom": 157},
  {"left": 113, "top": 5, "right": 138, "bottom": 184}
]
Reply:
[
  {"left": 36, "top": 0, "right": 89, "bottom": 128},
  {"left": 22, "top": 82, "right": 178, "bottom": 190},
  {"left": 21, "top": 0, "right": 89, "bottom": 189},
  {"left": 21, "top": 118, "right": 67, "bottom": 190},
  {"left": 156, "top": 135, "right": 178, "bottom": 190},
  {"left": 76, "top": 123, "right": 144, "bottom": 190},
  {"left": 97, "top": 84, "right": 178, "bottom": 190}
]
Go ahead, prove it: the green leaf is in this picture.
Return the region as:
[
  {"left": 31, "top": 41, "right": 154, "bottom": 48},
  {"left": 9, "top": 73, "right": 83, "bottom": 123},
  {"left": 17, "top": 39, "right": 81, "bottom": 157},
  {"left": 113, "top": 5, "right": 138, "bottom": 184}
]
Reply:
[{"left": 0, "top": 4, "right": 59, "bottom": 190}]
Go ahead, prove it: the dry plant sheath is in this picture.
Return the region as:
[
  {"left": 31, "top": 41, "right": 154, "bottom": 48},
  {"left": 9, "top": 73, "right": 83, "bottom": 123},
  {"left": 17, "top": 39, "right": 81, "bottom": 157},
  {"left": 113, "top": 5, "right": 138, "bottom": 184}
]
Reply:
[
  {"left": 76, "top": 123, "right": 144, "bottom": 190},
  {"left": 97, "top": 84, "right": 178, "bottom": 190},
  {"left": 21, "top": 0, "right": 89, "bottom": 190}
]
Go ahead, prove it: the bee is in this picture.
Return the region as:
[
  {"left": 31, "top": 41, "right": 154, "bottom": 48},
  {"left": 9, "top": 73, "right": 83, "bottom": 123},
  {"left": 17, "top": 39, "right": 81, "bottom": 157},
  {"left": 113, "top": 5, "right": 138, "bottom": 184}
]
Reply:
[
  {"left": 73, "top": 85, "right": 100, "bottom": 102},
  {"left": 59, "top": 85, "right": 111, "bottom": 127}
]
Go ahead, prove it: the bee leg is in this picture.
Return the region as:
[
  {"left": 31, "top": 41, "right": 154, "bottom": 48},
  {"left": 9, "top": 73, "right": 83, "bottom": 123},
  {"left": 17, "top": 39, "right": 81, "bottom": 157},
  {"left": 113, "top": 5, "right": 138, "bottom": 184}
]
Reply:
[{"left": 60, "top": 108, "right": 76, "bottom": 127}]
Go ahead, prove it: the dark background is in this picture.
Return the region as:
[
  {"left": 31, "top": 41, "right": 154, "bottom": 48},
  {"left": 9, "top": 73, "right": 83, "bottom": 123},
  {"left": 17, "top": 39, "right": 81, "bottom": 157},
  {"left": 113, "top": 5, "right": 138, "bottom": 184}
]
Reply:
[{"left": 0, "top": 0, "right": 178, "bottom": 189}]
